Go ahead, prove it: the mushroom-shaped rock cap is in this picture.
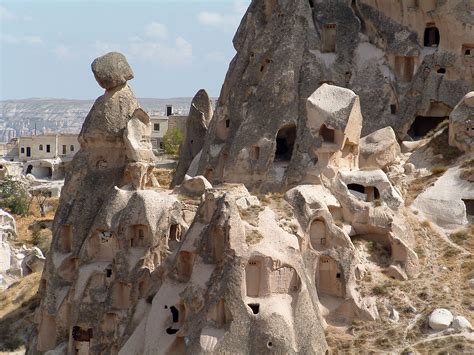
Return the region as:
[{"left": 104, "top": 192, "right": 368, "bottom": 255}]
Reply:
[{"left": 91, "top": 52, "right": 134, "bottom": 90}]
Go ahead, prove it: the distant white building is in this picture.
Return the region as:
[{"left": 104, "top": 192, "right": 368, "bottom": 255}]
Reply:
[
  {"left": 149, "top": 105, "right": 188, "bottom": 151},
  {"left": 18, "top": 134, "right": 78, "bottom": 161}
]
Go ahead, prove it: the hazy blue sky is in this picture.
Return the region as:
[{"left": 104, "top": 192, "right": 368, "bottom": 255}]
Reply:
[{"left": 0, "top": 0, "right": 250, "bottom": 100}]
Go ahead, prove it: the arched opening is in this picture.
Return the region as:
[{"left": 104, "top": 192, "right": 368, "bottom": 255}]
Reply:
[
  {"left": 26, "top": 165, "right": 33, "bottom": 174},
  {"left": 33, "top": 166, "right": 53, "bottom": 179},
  {"left": 208, "top": 299, "right": 230, "bottom": 327},
  {"left": 210, "top": 226, "right": 225, "bottom": 263},
  {"left": 322, "top": 23, "right": 337, "bottom": 53},
  {"left": 274, "top": 123, "right": 296, "bottom": 162},
  {"left": 463, "top": 199, "right": 474, "bottom": 216},
  {"left": 88, "top": 231, "right": 119, "bottom": 262},
  {"left": 245, "top": 258, "right": 266, "bottom": 297},
  {"left": 347, "top": 184, "right": 380, "bottom": 202},
  {"left": 394, "top": 56, "right": 416, "bottom": 82},
  {"left": 128, "top": 225, "right": 150, "bottom": 248},
  {"left": 250, "top": 146, "right": 260, "bottom": 161},
  {"left": 319, "top": 124, "right": 335, "bottom": 143},
  {"left": 72, "top": 326, "right": 93, "bottom": 354},
  {"left": 169, "top": 224, "right": 182, "bottom": 242},
  {"left": 310, "top": 218, "right": 327, "bottom": 250},
  {"left": 407, "top": 116, "right": 446, "bottom": 139},
  {"left": 437, "top": 68, "right": 446, "bottom": 74},
  {"left": 269, "top": 266, "right": 300, "bottom": 294},
  {"left": 176, "top": 251, "right": 195, "bottom": 282},
  {"left": 58, "top": 225, "right": 72, "bottom": 253},
  {"left": 424, "top": 25, "right": 439, "bottom": 47},
  {"left": 37, "top": 313, "right": 57, "bottom": 352},
  {"left": 316, "top": 256, "right": 344, "bottom": 298},
  {"left": 112, "top": 282, "right": 131, "bottom": 309}
]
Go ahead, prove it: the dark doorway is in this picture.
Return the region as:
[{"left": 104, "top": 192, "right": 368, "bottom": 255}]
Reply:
[
  {"left": 424, "top": 26, "right": 440, "bottom": 47},
  {"left": 320, "top": 124, "right": 335, "bottom": 143},
  {"left": 26, "top": 147, "right": 31, "bottom": 157},
  {"left": 407, "top": 116, "right": 446, "bottom": 139},
  {"left": 26, "top": 165, "right": 33, "bottom": 174},
  {"left": 347, "top": 183, "right": 364, "bottom": 194},
  {"left": 274, "top": 124, "right": 296, "bottom": 161},
  {"left": 248, "top": 303, "right": 260, "bottom": 314},
  {"left": 463, "top": 199, "right": 474, "bottom": 216}
]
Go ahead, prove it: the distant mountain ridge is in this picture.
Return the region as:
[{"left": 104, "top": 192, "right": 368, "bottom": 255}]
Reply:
[{"left": 0, "top": 97, "right": 217, "bottom": 142}]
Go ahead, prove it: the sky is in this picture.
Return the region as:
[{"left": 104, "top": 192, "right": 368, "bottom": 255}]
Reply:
[{"left": 0, "top": 0, "right": 251, "bottom": 100}]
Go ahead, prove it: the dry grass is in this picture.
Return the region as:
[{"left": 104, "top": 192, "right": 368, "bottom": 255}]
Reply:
[
  {"left": 405, "top": 171, "right": 444, "bottom": 205},
  {"left": 245, "top": 229, "right": 264, "bottom": 245},
  {"left": 449, "top": 224, "right": 474, "bottom": 250},
  {"left": 327, "top": 209, "right": 473, "bottom": 353},
  {"left": 427, "top": 125, "right": 463, "bottom": 165},
  {"left": 152, "top": 168, "right": 173, "bottom": 189},
  {"left": 459, "top": 158, "right": 474, "bottom": 182},
  {"left": 0, "top": 273, "right": 40, "bottom": 351}
]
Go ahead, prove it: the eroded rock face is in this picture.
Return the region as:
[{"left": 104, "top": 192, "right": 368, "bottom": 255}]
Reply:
[
  {"left": 171, "top": 89, "right": 213, "bottom": 187},
  {"left": 91, "top": 52, "right": 134, "bottom": 90},
  {"left": 359, "top": 127, "right": 401, "bottom": 170},
  {"left": 31, "top": 53, "right": 171, "bottom": 354},
  {"left": 196, "top": 0, "right": 473, "bottom": 190},
  {"left": 449, "top": 91, "right": 474, "bottom": 152}
]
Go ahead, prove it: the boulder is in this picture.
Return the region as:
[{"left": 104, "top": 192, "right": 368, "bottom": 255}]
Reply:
[
  {"left": 91, "top": 52, "right": 134, "bottom": 90},
  {"left": 23, "top": 247, "right": 46, "bottom": 274},
  {"left": 389, "top": 308, "right": 399, "bottom": 323},
  {"left": 428, "top": 308, "right": 453, "bottom": 331},
  {"left": 179, "top": 175, "right": 212, "bottom": 196},
  {"left": 359, "top": 127, "right": 401, "bottom": 170},
  {"left": 452, "top": 316, "right": 473, "bottom": 331}
]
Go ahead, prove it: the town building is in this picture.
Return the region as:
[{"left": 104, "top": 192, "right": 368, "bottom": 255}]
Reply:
[{"left": 18, "top": 134, "right": 78, "bottom": 161}]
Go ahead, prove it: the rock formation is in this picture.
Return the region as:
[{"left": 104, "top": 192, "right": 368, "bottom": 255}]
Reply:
[
  {"left": 171, "top": 89, "right": 213, "bottom": 187},
  {"left": 449, "top": 91, "right": 474, "bottom": 153},
  {"left": 195, "top": 0, "right": 474, "bottom": 191},
  {"left": 29, "top": 1, "right": 474, "bottom": 353}
]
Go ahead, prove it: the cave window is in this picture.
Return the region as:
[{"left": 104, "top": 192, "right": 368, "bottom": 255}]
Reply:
[
  {"left": 466, "top": 49, "right": 471, "bottom": 56},
  {"left": 463, "top": 199, "right": 474, "bottom": 216},
  {"left": 424, "top": 24, "right": 439, "bottom": 47},
  {"left": 70, "top": 145, "right": 75, "bottom": 152},
  {"left": 39, "top": 144, "right": 43, "bottom": 151},
  {"left": 169, "top": 224, "right": 181, "bottom": 242},
  {"left": 129, "top": 225, "right": 149, "bottom": 248},
  {"left": 72, "top": 326, "right": 93, "bottom": 341},
  {"left": 322, "top": 23, "right": 337, "bottom": 53},
  {"left": 105, "top": 268, "right": 112, "bottom": 278},
  {"left": 390, "top": 104, "right": 397, "bottom": 114},
  {"left": 20, "top": 147, "right": 25, "bottom": 154},
  {"left": 274, "top": 123, "right": 296, "bottom": 162},
  {"left": 320, "top": 124, "right": 335, "bottom": 143},
  {"left": 250, "top": 146, "right": 260, "bottom": 161},
  {"left": 336, "top": 273, "right": 341, "bottom": 279},
  {"left": 437, "top": 68, "right": 446, "bottom": 74},
  {"left": 407, "top": 116, "right": 447, "bottom": 140},
  {"left": 308, "top": 0, "right": 314, "bottom": 9},
  {"left": 59, "top": 225, "right": 73, "bottom": 253},
  {"left": 26, "top": 164, "right": 33, "bottom": 174},
  {"left": 225, "top": 119, "right": 230, "bottom": 128},
  {"left": 395, "top": 56, "right": 415, "bottom": 82},
  {"left": 248, "top": 303, "right": 260, "bottom": 314}
]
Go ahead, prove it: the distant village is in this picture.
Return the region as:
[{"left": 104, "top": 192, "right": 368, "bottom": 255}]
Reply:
[{"left": 0, "top": 104, "right": 187, "bottom": 183}]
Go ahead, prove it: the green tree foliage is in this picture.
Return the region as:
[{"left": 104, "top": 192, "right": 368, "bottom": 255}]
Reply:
[
  {"left": 162, "top": 128, "right": 184, "bottom": 156},
  {"left": 0, "top": 176, "right": 30, "bottom": 215}
]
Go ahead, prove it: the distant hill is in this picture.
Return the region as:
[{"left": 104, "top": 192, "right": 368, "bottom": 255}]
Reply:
[{"left": 0, "top": 97, "right": 218, "bottom": 142}]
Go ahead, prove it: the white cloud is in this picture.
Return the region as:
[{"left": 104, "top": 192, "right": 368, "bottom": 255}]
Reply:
[
  {"left": 0, "top": 5, "right": 16, "bottom": 20},
  {"left": 0, "top": 33, "right": 43, "bottom": 45},
  {"left": 53, "top": 44, "right": 74, "bottom": 59},
  {"left": 197, "top": 0, "right": 249, "bottom": 32},
  {"left": 205, "top": 51, "right": 228, "bottom": 63},
  {"left": 95, "top": 40, "right": 122, "bottom": 53},
  {"left": 129, "top": 36, "right": 192, "bottom": 65},
  {"left": 0, "top": 5, "right": 33, "bottom": 21},
  {"left": 145, "top": 22, "right": 168, "bottom": 39}
]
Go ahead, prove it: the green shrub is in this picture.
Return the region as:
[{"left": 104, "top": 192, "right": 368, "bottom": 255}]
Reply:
[
  {"left": 0, "top": 176, "right": 30, "bottom": 215},
  {"left": 162, "top": 128, "right": 184, "bottom": 156}
]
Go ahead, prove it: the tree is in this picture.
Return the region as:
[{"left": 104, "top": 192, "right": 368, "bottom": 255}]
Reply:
[
  {"left": 162, "top": 128, "right": 184, "bottom": 156},
  {"left": 0, "top": 176, "right": 30, "bottom": 215}
]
